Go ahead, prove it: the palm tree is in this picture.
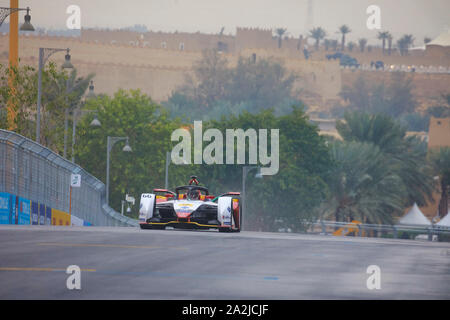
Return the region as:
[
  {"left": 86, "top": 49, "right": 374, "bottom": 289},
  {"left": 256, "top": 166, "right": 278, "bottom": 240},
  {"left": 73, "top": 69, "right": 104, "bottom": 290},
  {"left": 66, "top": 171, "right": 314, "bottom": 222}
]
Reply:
[
  {"left": 336, "top": 112, "right": 434, "bottom": 207},
  {"left": 397, "top": 34, "right": 414, "bottom": 56},
  {"left": 377, "top": 31, "right": 390, "bottom": 54},
  {"left": 274, "top": 28, "right": 287, "bottom": 48},
  {"left": 309, "top": 27, "right": 326, "bottom": 50},
  {"left": 347, "top": 41, "right": 355, "bottom": 52},
  {"left": 429, "top": 147, "right": 450, "bottom": 218},
  {"left": 358, "top": 38, "right": 367, "bottom": 52},
  {"left": 338, "top": 25, "right": 351, "bottom": 51},
  {"left": 387, "top": 34, "right": 393, "bottom": 55},
  {"left": 320, "top": 140, "right": 405, "bottom": 224}
]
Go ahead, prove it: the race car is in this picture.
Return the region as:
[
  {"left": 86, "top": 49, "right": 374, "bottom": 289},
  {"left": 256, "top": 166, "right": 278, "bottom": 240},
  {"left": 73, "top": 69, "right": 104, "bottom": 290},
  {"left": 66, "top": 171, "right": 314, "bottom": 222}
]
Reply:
[{"left": 138, "top": 176, "right": 241, "bottom": 232}]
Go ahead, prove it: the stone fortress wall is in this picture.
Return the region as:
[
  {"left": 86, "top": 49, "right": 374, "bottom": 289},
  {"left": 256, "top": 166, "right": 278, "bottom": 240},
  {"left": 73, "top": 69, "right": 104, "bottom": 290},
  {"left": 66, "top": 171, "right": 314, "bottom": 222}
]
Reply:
[{"left": 0, "top": 27, "right": 448, "bottom": 110}]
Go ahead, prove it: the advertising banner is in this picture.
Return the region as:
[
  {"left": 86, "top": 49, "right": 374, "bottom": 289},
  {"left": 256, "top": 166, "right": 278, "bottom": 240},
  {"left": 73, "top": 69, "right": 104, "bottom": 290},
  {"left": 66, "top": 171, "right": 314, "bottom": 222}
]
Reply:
[
  {"left": 51, "top": 209, "right": 70, "bottom": 226},
  {"left": 70, "top": 215, "right": 84, "bottom": 226},
  {"left": 45, "top": 206, "right": 52, "bottom": 226},
  {"left": 31, "top": 201, "right": 39, "bottom": 225},
  {"left": 0, "top": 192, "right": 10, "bottom": 225},
  {"left": 39, "top": 203, "right": 45, "bottom": 225},
  {"left": 10, "top": 195, "right": 18, "bottom": 224},
  {"left": 18, "top": 198, "right": 31, "bottom": 225},
  {"left": 83, "top": 220, "right": 92, "bottom": 226}
]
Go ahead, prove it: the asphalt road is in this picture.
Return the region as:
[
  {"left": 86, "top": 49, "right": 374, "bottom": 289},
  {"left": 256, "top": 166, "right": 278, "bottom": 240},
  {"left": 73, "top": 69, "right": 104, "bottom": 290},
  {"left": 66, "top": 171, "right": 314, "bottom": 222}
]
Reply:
[{"left": 0, "top": 225, "right": 449, "bottom": 299}]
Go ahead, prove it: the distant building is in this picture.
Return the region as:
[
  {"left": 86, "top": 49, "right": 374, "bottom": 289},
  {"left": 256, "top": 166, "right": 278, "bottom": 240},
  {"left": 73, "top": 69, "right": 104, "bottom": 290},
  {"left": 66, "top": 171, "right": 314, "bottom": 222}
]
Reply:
[
  {"left": 418, "top": 117, "right": 450, "bottom": 219},
  {"left": 425, "top": 31, "right": 450, "bottom": 58},
  {"left": 428, "top": 117, "right": 450, "bottom": 149}
]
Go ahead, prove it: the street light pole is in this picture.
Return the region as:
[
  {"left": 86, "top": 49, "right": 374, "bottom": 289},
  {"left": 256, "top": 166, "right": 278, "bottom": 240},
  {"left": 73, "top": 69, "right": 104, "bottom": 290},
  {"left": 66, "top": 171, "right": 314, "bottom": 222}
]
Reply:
[
  {"left": 71, "top": 109, "right": 100, "bottom": 163},
  {"left": 106, "top": 136, "right": 132, "bottom": 206},
  {"left": 36, "top": 48, "right": 73, "bottom": 144},
  {"left": 63, "top": 77, "right": 70, "bottom": 157},
  {"left": 1, "top": 4, "right": 34, "bottom": 130},
  {"left": 165, "top": 151, "right": 170, "bottom": 189},
  {"left": 71, "top": 81, "right": 97, "bottom": 163},
  {"left": 242, "top": 166, "right": 262, "bottom": 231}
]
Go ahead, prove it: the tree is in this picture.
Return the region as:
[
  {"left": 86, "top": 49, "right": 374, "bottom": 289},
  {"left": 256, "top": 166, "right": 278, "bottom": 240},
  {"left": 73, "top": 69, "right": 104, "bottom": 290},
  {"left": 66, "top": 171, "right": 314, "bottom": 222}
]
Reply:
[
  {"left": 0, "top": 63, "right": 94, "bottom": 154},
  {"left": 387, "top": 34, "right": 393, "bottom": 55},
  {"left": 358, "top": 38, "right": 367, "bottom": 52},
  {"left": 225, "top": 56, "right": 297, "bottom": 112},
  {"left": 336, "top": 112, "right": 434, "bottom": 208},
  {"left": 377, "top": 31, "right": 390, "bottom": 54},
  {"left": 75, "top": 89, "right": 185, "bottom": 213},
  {"left": 309, "top": 27, "right": 326, "bottom": 50},
  {"left": 429, "top": 147, "right": 450, "bottom": 218},
  {"left": 424, "top": 37, "right": 432, "bottom": 45},
  {"left": 339, "top": 73, "right": 417, "bottom": 117},
  {"left": 200, "top": 107, "right": 331, "bottom": 232},
  {"left": 274, "top": 28, "right": 287, "bottom": 48},
  {"left": 184, "top": 48, "right": 229, "bottom": 108},
  {"left": 320, "top": 140, "right": 405, "bottom": 224},
  {"left": 338, "top": 25, "right": 351, "bottom": 51},
  {"left": 347, "top": 41, "right": 355, "bottom": 52},
  {"left": 165, "top": 51, "right": 300, "bottom": 120},
  {"left": 397, "top": 34, "right": 414, "bottom": 56},
  {"left": 0, "top": 63, "right": 37, "bottom": 137},
  {"left": 47, "top": 68, "right": 94, "bottom": 154}
]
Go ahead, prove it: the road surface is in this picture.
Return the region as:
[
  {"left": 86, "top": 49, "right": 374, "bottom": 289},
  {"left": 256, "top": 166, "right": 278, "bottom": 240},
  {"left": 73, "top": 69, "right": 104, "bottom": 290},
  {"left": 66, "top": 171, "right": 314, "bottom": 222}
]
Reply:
[{"left": 0, "top": 225, "right": 449, "bottom": 299}]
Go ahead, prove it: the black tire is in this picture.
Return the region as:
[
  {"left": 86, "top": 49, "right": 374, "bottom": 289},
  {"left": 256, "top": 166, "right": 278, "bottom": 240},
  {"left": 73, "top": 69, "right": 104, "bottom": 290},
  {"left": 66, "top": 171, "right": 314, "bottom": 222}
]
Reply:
[{"left": 218, "top": 227, "right": 232, "bottom": 233}]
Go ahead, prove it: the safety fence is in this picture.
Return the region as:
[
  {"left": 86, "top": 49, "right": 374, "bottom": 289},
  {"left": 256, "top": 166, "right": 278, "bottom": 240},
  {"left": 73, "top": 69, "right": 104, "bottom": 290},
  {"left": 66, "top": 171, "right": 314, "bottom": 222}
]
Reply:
[
  {"left": 306, "top": 220, "right": 450, "bottom": 241},
  {"left": 0, "top": 129, "right": 138, "bottom": 227}
]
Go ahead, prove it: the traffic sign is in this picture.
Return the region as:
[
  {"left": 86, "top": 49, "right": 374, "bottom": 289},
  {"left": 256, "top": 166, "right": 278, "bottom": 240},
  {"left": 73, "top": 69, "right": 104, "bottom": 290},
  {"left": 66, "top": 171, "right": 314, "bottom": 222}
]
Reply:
[{"left": 70, "top": 174, "right": 81, "bottom": 187}]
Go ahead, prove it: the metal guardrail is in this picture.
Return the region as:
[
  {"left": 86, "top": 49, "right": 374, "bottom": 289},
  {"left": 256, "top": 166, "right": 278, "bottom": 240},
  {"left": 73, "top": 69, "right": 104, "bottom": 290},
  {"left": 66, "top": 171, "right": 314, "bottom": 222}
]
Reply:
[
  {"left": 307, "top": 220, "right": 450, "bottom": 241},
  {"left": 0, "top": 129, "right": 138, "bottom": 227}
]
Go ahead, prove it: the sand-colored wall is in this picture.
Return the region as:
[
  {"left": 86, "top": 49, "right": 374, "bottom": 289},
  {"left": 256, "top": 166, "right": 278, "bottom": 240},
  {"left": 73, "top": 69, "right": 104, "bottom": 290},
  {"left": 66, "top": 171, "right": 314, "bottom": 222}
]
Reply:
[
  {"left": 0, "top": 33, "right": 447, "bottom": 107},
  {"left": 0, "top": 34, "right": 341, "bottom": 103},
  {"left": 341, "top": 70, "right": 450, "bottom": 111},
  {"left": 428, "top": 117, "right": 450, "bottom": 149}
]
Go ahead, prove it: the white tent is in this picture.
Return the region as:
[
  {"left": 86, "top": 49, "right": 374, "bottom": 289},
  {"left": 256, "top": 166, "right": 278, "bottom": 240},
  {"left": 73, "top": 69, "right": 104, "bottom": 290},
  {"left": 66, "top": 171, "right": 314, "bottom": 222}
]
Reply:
[
  {"left": 399, "top": 203, "right": 431, "bottom": 225},
  {"left": 436, "top": 210, "right": 450, "bottom": 227},
  {"left": 427, "top": 31, "right": 450, "bottom": 47}
]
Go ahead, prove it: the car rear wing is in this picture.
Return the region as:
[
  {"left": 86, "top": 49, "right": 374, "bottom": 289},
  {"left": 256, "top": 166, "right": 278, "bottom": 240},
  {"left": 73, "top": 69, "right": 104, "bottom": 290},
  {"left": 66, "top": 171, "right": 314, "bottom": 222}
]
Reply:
[
  {"left": 212, "top": 192, "right": 241, "bottom": 202},
  {"left": 153, "top": 188, "right": 176, "bottom": 196}
]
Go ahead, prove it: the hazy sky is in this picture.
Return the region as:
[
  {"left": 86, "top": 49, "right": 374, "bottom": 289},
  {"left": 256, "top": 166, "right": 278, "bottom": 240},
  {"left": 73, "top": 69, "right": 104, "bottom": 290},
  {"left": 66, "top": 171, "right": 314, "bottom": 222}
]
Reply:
[{"left": 13, "top": 0, "right": 450, "bottom": 44}]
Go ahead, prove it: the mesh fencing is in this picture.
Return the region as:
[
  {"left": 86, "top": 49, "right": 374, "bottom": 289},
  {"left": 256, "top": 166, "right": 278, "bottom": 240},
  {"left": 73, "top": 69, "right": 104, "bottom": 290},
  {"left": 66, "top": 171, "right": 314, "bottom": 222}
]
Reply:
[{"left": 0, "top": 129, "right": 138, "bottom": 227}]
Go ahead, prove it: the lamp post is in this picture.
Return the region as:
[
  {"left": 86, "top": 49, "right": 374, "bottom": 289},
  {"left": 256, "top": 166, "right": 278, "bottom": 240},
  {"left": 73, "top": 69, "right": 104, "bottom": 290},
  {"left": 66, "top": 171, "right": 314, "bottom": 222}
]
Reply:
[
  {"left": 36, "top": 48, "right": 73, "bottom": 144},
  {"left": 0, "top": 5, "right": 33, "bottom": 29},
  {"left": 106, "top": 136, "right": 132, "bottom": 205},
  {"left": 165, "top": 151, "right": 170, "bottom": 189},
  {"left": 1, "top": 3, "right": 34, "bottom": 130},
  {"left": 71, "top": 109, "right": 101, "bottom": 163},
  {"left": 164, "top": 150, "right": 188, "bottom": 189},
  {"left": 71, "top": 80, "right": 97, "bottom": 163},
  {"left": 242, "top": 166, "right": 262, "bottom": 231}
]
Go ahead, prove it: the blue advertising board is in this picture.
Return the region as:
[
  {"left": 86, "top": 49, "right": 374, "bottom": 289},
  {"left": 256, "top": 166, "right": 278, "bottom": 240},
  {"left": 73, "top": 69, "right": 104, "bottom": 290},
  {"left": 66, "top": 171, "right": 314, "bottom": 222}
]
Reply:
[
  {"left": 10, "top": 194, "right": 18, "bottom": 224},
  {"left": 83, "top": 220, "right": 92, "bottom": 226},
  {"left": 45, "top": 206, "right": 51, "bottom": 226},
  {"left": 19, "top": 198, "right": 31, "bottom": 225},
  {"left": 0, "top": 192, "right": 10, "bottom": 224},
  {"left": 39, "top": 203, "right": 45, "bottom": 225},
  {"left": 31, "top": 201, "right": 39, "bottom": 225}
]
